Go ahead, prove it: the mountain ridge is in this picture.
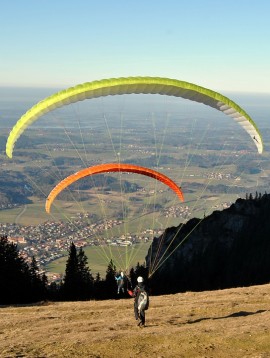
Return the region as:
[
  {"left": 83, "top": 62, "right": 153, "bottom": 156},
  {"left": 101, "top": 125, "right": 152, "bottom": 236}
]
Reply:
[{"left": 148, "top": 193, "right": 270, "bottom": 294}]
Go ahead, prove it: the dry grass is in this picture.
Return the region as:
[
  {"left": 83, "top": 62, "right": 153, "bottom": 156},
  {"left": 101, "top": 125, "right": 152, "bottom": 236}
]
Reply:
[{"left": 1, "top": 284, "right": 270, "bottom": 357}]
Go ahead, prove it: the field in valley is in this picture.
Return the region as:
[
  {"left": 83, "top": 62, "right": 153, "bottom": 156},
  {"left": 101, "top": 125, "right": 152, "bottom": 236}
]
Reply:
[{"left": 46, "top": 242, "right": 152, "bottom": 277}]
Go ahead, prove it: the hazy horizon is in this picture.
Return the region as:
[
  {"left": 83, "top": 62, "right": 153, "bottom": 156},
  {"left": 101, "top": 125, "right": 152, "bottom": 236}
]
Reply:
[{"left": 0, "top": 87, "right": 269, "bottom": 130}]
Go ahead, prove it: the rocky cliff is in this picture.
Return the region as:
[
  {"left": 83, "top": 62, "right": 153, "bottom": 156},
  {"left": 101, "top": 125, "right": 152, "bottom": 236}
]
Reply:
[{"left": 147, "top": 193, "right": 270, "bottom": 294}]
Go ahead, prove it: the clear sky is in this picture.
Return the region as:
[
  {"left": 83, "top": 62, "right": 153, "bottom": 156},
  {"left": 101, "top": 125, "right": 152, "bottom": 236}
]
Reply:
[{"left": 1, "top": 0, "right": 270, "bottom": 92}]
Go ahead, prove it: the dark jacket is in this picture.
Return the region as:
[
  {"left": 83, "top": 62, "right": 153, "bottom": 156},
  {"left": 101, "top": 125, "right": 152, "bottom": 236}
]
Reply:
[
  {"left": 133, "top": 283, "right": 149, "bottom": 311},
  {"left": 133, "top": 282, "right": 146, "bottom": 298}
]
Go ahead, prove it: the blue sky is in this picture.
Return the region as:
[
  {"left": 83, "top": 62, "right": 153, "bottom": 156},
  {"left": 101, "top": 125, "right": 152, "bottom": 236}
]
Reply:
[{"left": 1, "top": 0, "right": 270, "bottom": 92}]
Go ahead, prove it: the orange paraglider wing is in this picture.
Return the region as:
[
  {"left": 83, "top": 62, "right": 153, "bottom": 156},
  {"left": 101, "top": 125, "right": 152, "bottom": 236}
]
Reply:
[{"left": 45, "top": 163, "right": 184, "bottom": 213}]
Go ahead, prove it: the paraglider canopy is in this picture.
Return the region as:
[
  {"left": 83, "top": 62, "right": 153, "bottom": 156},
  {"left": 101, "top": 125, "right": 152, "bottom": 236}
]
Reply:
[
  {"left": 45, "top": 163, "right": 184, "bottom": 214},
  {"left": 6, "top": 76, "right": 263, "bottom": 158}
]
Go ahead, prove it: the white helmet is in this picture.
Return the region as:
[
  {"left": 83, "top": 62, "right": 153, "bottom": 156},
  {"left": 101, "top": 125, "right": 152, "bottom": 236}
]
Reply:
[
  {"left": 120, "top": 271, "right": 124, "bottom": 277},
  {"left": 137, "top": 276, "right": 144, "bottom": 283}
]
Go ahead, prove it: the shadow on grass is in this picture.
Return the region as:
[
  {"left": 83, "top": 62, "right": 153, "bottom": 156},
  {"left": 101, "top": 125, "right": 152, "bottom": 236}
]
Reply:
[
  {"left": 0, "top": 300, "right": 53, "bottom": 309},
  {"left": 186, "top": 309, "right": 267, "bottom": 324}
]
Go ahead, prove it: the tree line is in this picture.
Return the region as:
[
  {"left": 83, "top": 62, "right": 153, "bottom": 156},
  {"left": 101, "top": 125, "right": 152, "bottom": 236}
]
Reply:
[{"left": 0, "top": 235, "right": 147, "bottom": 305}]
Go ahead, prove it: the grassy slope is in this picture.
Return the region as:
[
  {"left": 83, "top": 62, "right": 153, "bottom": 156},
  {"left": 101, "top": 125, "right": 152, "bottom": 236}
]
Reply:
[{"left": 1, "top": 283, "right": 270, "bottom": 357}]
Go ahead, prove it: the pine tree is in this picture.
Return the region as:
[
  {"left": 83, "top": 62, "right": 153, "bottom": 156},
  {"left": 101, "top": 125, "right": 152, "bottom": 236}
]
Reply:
[
  {"left": 29, "top": 256, "right": 47, "bottom": 301},
  {"left": 29, "top": 256, "right": 40, "bottom": 285},
  {"left": 62, "top": 242, "right": 79, "bottom": 300},
  {"left": 129, "top": 267, "right": 136, "bottom": 288},
  {"left": 93, "top": 272, "right": 103, "bottom": 299},
  {"left": 104, "top": 259, "right": 117, "bottom": 298},
  {"left": 95, "top": 272, "right": 101, "bottom": 283},
  {"left": 62, "top": 242, "right": 94, "bottom": 300},
  {"left": 0, "top": 236, "right": 46, "bottom": 304},
  {"left": 134, "top": 262, "right": 148, "bottom": 283},
  {"left": 77, "top": 246, "right": 94, "bottom": 299},
  {"left": 105, "top": 259, "right": 116, "bottom": 281}
]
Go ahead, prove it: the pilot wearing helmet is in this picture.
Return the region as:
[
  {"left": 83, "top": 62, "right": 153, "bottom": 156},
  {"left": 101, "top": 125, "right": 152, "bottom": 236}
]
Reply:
[{"left": 132, "top": 276, "right": 149, "bottom": 327}]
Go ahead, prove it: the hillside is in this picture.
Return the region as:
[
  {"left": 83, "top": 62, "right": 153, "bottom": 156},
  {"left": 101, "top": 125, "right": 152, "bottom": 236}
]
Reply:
[
  {"left": 1, "top": 283, "right": 270, "bottom": 357},
  {"left": 148, "top": 194, "right": 270, "bottom": 294}
]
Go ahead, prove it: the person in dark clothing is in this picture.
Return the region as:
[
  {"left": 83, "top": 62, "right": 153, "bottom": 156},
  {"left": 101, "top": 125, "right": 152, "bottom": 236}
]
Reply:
[
  {"left": 132, "top": 276, "right": 149, "bottom": 327},
  {"left": 115, "top": 271, "right": 125, "bottom": 294}
]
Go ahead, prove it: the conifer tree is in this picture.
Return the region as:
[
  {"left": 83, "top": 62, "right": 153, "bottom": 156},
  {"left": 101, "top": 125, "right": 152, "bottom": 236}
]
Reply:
[
  {"left": 93, "top": 272, "right": 103, "bottom": 299},
  {"left": 29, "top": 256, "right": 40, "bottom": 283},
  {"left": 62, "top": 242, "right": 93, "bottom": 300},
  {"left": 105, "top": 259, "right": 116, "bottom": 282},
  {"left": 104, "top": 259, "right": 117, "bottom": 298},
  {"left": 0, "top": 236, "right": 46, "bottom": 304},
  {"left": 77, "top": 246, "right": 94, "bottom": 299},
  {"left": 134, "top": 262, "right": 148, "bottom": 283},
  {"left": 95, "top": 272, "right": 101, "bottom": 283},
  {"left": 29, "top": 256, "right": 47, "bottom": 301},
  {"left": 78, "top": 247, "right": 92, "bottom": 282},
  {"left": 129, "top": 267, "right": 136, "bottom": 288},
  {"left": 63, "top": 242, "right": 79, "bottom": 300}
]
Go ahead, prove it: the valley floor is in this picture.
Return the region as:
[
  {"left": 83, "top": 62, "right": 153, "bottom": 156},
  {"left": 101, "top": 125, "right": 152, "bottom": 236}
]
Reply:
[{"left": 1, "top": 284, "right": 270, "bottom": 357}]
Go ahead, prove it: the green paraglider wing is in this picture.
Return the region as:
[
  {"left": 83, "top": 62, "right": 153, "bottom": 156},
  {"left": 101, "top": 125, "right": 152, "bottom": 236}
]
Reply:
[{"left": 6, "top": 77, "right": 263, "bottom": 157}]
